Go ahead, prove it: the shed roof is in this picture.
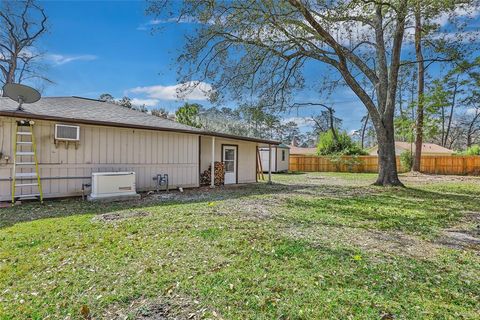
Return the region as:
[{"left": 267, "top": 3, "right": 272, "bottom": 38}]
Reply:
[{"left": 0, "top": 96, "right": 279, "bottom": 145}]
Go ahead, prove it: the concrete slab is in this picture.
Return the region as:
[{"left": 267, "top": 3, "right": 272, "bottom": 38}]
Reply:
[{"left": 87, "top": 193, "right": 141, "bottom": 202}]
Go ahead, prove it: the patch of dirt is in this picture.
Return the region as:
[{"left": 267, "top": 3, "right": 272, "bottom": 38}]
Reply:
[
  {"left": 438, "top": 231, "right": 480, "bottom": 250},
  {"left": 146, "top": 185, "right": 268, "bottom": 203},
  {"left": 399, "top": 172, "right": 480, "bottom": 184},
  {"left": 436, "top": 212, "right": 480, "bottom": 250},
  {"left": 212, "top": 197, "right": 282, "bottom": 220},
  {"left": 144, "top": 178, "right": 378, "bottom": 206},
  {"left": 102, "top": 295, "right": 214, "bottom": 320},
  {"left": 284, "top": 225, "right": 443, "bottom": 259},
  {"left": 285, "top": 211, "right": 480, "bottom": 256},
  {"left": 93, "top": 210, "right": 150, "bottom": 222}
]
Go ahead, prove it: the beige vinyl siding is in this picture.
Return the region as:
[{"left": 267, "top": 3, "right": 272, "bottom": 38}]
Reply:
[
  {"left": 0, "top": 117, "right": 199, "bottom": 201},
  {"left": 200, "top": 136, "right": 257, "bottom": 184}
]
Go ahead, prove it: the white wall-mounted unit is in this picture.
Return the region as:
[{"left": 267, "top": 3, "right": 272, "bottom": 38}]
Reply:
[
  {"left": 55, "top": 124, "right": 80, "bottom": 141},
  {"left": 89, "top": 172, "right": 139, "bottom": 200}
]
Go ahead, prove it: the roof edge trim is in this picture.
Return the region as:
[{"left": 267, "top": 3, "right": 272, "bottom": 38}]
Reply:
[{"left": 0, "top": 110, "right": 280, "bottom": 145}]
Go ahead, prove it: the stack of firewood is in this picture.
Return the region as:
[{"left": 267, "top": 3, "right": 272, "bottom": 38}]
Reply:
[{"left": 200, "top": 161, "right": 225, "bottom": 186}]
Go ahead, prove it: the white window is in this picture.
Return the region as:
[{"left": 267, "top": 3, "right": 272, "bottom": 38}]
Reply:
[{"left": 55, "top": 124, "right": 80, "bottom": 141}]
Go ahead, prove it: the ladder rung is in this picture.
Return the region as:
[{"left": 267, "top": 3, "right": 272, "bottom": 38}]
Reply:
[
  {"left": 16, "top": 183, "right": 38, "bottom": 187},
  {"left": 16, "top": 194, "right": 40, "bottom": 199},
  {"left": 15, "top": 172, "right": 38, "bottom": 178},
  {"left": 13, "top": 124, "right": 42, "bottom": 204}
]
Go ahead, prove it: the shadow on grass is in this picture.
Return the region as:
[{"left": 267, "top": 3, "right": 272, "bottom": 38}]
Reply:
[
  {"left": 0, "top": 183, "right": 316, "bottom": 229},
  {"left": 2, "top": 178, "right": 478, "bottom": 233},
  {"left": 285, "top": 171, "right": 308, "bottom": 175},
  {"left": 285, "top": 186, "right": 480, "bottom": 234}
]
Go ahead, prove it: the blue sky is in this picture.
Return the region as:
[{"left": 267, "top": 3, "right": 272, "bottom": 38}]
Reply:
[
  {"left": 33, "top": 1, "right": 478, "bottom": 133},
  {"left": 33, "top": 0, "right": 365, "bottom": 133}
]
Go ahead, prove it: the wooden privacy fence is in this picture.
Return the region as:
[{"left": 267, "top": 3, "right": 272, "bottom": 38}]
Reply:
[{"left": 289, "top": 155, "right": 480, "bottom": 175}]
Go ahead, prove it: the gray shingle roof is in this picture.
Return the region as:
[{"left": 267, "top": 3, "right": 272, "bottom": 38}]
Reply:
[
  {"left": 0, "top": 96, "right": 280, "bottom": 145},
  {"left": 0, "top": 96, "right": 202, "bottom": 132}
]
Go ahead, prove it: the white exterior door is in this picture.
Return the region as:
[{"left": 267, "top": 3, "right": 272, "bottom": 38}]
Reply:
[{"left": 223, "top": 145, "right": 237, "bottom": 184}]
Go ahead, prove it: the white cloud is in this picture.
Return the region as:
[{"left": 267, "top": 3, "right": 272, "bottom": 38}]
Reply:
[
  {"left": 137, "top": 16, "right": 199, "bottom": 30},
  {"left": 46, "top": 54, "right": 97, "bottom": 65},
  {"left": 130, "top": 98, "right": 159, "bottom": 107},
  {"left": 466, "top": 107, "right": 479, "bottom": 116},
  {"left": 431, "top": 4, "right": 480, "bottom": 27},
  {"left": 282, "top": 117, "right": 313, "bottom": 129},
  {"left": 127, "top": 81, "right": 213, "bottom": 101}
]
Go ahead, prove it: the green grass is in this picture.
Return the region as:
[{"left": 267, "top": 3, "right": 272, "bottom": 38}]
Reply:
[
  {"left": 284, "top": 187, "right": 476, "bottom": 235},
  {"left": 1, "top": 173, "right": 479, "bottom": 319}
]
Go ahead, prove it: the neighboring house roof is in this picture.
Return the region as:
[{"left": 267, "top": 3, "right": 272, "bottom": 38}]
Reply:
[
  {"left": 368, "top": 141, "right": 454, "bottom": 155},
  {"left": 289, "top": 145, "right": 317, "bottom": 155},
  {"left": 0, "top": 96, "right": 279, "bottom": 145}
]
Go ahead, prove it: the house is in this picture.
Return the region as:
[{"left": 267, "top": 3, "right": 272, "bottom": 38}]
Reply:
[
  {"left": 368, "top": 141, "right": 454, "bottom": 156},
  {"left": 289, "top": 145, "right": 318, "bottom": 155},
  {"left": 0, "top": 97, "right": 279, "bottom": 201},
  {"left": 259, "top": 143, "right": 290, "bottom": 173}
]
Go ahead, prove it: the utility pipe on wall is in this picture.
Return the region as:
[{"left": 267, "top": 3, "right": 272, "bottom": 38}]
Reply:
[
  {"left": 268, "top": 144, "right": 272, "bottom": 184},
  {"left": 211, "top": 136, "right": 215, "bottom": 188}
]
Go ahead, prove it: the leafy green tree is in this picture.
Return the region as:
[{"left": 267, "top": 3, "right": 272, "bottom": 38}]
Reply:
[
  {"left": 148, "top": 0, "right": 412, "bottom": 186},
  {"left": 263, "top": 114, "right": 281, "bottom": 139},
  {"left": 175, "top": 103, "right": 202, "bottom": 128},
  {"left": 317, "top": 130, "right": 366, "bottom": 156},
  {"left": 409, "top": 0, "right": 478, "bottom": 170},
  {"left": 465, "top": 145, "right": 480, "bottom": 155},
  {"left": 280, "top": 121, "right": 301, "bottom": 144},
  {"left": 400, "top": 151, "right": 413, "bottom": 172}
]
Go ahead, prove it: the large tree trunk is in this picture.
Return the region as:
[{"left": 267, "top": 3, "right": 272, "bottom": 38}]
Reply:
[
  {"left": 374, "top": 121, "right": 404, "bottom": 186},
  {"left": 413, "top": 0, "right": 424, "bottom": 172},
  {"left": 360, "top": 113, "right": 369, "bottom": 149}
]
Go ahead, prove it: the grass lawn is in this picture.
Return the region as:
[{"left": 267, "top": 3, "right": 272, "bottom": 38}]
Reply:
[{"left": 1, "top": 172, "right": 479, "bottom": 319}]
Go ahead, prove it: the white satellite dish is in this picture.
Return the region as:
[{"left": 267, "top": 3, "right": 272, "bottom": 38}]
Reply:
[{"left": 2, "top": 83, "right": 41, "bottom": 111}]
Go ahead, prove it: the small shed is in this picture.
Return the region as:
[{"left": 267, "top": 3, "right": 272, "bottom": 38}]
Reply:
[{"left": 259, "top": 144, "right": 290, "bottom": 173}]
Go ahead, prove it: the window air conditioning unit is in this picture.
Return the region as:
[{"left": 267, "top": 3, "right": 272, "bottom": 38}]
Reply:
[
  {"left": 55, "top": 124, "right": 80, "bottom": 141},
  {"left": 88, "top": 172, "right": 140, "bottom": 201}
]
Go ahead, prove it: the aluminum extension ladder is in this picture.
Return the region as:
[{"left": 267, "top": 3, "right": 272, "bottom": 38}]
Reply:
[{"left": 11, "top": 120, "right": 43, "bottom": 204}]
